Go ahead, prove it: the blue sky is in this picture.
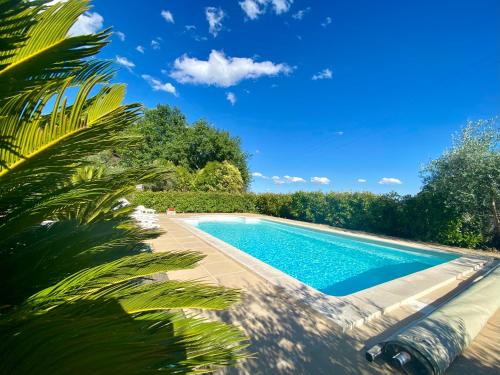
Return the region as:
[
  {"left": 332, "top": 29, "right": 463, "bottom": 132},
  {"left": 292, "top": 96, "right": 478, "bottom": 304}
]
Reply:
[{"left": 73, "top": 0, "right": 499, "bottom": 194}]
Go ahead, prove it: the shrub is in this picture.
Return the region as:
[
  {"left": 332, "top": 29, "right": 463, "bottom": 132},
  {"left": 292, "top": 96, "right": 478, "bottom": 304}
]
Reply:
[
  {"left": 254, "top": 193, "right": 292, "bottom": 217},
  {"left": 132, "top": 191, "right": 256, "bottom": 213},
  {"left": 288, "top": 191, "right": 327, "bottom": 223},
  {"left": 365, "top": 192, "right": 407, "bottom": 236},
  {"left": 194, "top": 161, "right": 245, "bottom": 193},
  {"left": 324, "top": 192, "right": 374, "bottom": 230},
  {"left": 437, "top": 218, "right": 485, "bottom": 248},
  {"left": 142, "top": 162, "right": 194, "bottom": 192}
]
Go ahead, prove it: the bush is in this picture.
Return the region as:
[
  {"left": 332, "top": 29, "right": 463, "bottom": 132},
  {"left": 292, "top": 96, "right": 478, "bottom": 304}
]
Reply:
[
  {"left": 437, "top": 218, "right": 485, "bottom": 249},
  {"left": 132, "top": 191, "right": 256, "bottom": 213},
  {"left": 254, "top": 193, "right": 292, "bottom": 217},
  {"left": 288, "top": 191, "right": 327, "bottom": 223},
  {"left": 324, "top": 192, "right": 374, "bottom": 230},
  {"left": 193, "top": 161, "right": 244, "bottom": 193}
]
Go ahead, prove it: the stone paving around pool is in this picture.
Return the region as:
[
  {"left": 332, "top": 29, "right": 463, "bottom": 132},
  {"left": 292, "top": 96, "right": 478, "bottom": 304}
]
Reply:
[{"left": 149, "top": 213, "right": 500, "bottom": 375}]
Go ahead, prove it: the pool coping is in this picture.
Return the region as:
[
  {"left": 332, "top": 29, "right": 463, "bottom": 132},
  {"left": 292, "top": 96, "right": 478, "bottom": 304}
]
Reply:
[{"left": 174, "top": 214, "right": 493, "bottom": 331}]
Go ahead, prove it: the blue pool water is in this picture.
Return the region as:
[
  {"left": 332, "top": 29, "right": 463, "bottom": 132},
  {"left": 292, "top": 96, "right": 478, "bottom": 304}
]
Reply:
[{"left": 189, "top": 218, "right": 458, "bottom": 296}]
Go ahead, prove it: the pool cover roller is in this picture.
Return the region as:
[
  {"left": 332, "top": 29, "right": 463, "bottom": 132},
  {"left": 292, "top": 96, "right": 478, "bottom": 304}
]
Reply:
[{"left": 366, "top": 264, "right": 500, "bottom": 374}]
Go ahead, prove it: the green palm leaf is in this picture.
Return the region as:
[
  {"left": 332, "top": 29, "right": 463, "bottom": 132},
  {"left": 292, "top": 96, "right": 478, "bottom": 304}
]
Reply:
[
  {"left": 1, "top": 305, "right": 247, "bottom": 374},
  {"left": 0, "top": 0, "right": 109, "bottom": 105},
  {"left": 0, "top": 0, "right": 248, "bottom": 373},
  {"left": 25, "top": 252, "right": 206, "bottom": 310},
  {"left": 1, "top": 218, "right": 158, "bottom": 306},
  {"left": 0, "top": 68, "right": 126, "bottom": 175}
]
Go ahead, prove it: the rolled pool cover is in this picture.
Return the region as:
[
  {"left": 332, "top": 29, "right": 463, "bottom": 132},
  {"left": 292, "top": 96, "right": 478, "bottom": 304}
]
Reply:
[{"left": 368, "top": 264, "right": 500, "bottom": 375}]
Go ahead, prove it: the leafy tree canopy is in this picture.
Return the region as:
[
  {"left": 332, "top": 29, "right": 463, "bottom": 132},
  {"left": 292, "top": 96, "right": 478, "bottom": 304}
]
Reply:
[
  {"left": 120, "top": 104, "right": 250, "bottom": 189},
  {"left": 421, "top": 119, "right": 500, "bottom": 247}
]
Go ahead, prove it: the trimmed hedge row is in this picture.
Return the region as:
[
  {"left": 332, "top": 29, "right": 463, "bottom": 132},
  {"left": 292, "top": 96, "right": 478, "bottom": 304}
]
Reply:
[
  {"left": 132, "top": 191, "right": 257, "bottom": 213},
  {"left": 256, "top": 191, "right": 408, "bottom": 237},
  {"left": 132, "top": 190, "right": 488, "bottom": 249},
  {"left": 132, "top": 191, "right": 407, "bottom": 237}
]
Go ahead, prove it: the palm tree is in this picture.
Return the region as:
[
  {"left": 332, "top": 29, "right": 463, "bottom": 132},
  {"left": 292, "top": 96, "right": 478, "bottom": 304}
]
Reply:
[{"left": 0, "top": 1, "right": 247, "bottom": 373}]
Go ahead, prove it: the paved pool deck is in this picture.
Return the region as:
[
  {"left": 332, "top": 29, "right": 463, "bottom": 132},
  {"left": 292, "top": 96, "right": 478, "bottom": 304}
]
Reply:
[{"left": 150, "top": 213, "right": 500, "bottom": 374}]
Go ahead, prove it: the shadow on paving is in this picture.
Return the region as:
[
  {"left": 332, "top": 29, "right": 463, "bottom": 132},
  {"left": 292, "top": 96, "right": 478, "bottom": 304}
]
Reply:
[
  {"left": 188, "top": 280, "right": 499, "bottom": 375},
  {"left": 193, "top": 282, "right": 395, "bottom": 375}
]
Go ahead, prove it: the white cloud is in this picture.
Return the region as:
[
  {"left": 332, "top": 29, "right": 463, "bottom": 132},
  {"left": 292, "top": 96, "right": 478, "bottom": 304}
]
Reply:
[
  {"left": 115, "top": 31, "right": 125, "bottom": 41},
  {"left": 272, "top": 176, "right": 285, "bottom": 185},
  {"left": 142, "top": 74, "right": 177, "bottom": 96},
  {"left": 311, "top": 176, "right": 330, "bottom": 185},
  {"left": 252, "top": 172, "right": 268, "bottom": 179},
  {"left": 239, "top": 0, "right": 293, "bottom": 20},
  {"left": 161, "top": 69, "right": 168, "bottom": 75},
  {"left": 185, "top": 25, "right": 196, "bottom": 31},
  {"left": 170, "top": 50, "right": 292, "bottom": 87},
  {"left": 205, "top": 7, "right": 225, "bottom": 37},
  {"left": 271, "top": 0, "right": 293, "bottom": 14},
  {"left": 321, "top": 16, "right": 332, "bottom": 28},
  {"left": 312, "top": 68, "right": 333, "bottom": 80},
  {"left": 151, "top": 38, "right": 161, "bottom": 50},
  {"left": 226, "top": 92, "right": 237, "bottom": 105},
  {"left": 357, "top": 178, "right": 367, "bottom": 183},
  {"left": 239, "top": 0, "right": 262, "bottom": 20},
  {"left": 115, "top": 55, "right": 135, "bottom": 71},
  {"left": 292, "top": 7, "right": 310, "bottom": 20},
  {"left": 161, "top": 10, "right": 174, "bottom": 23},
  {"left": 68, "top": 11, "right": 103, "bottom": 36},
  {"left": 136, "top": 45, "right": 145, "bottom": 53},
  {"left": 378, "top": 177, "right": 402, "bottom": 185},
  {"left": 335, "top": 131, "right": 344, "bottom": 135},
  {"left": 284, "top": 175, "right": 306, "bottom": 183}
]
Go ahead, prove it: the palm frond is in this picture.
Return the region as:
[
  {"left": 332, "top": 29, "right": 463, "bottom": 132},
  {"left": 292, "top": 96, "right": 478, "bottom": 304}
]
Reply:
[
  {"left": 0, "top": 218, "right": 158, "bottom": 306},
  {"left": 25, "top": 252, "right": 206, "bottom": 311},
  {"left": 0, "top": 0, "right": 109, "bottom": 105},
  {"left": 0, "top": 0, "right": 35, "bottom": 70},
  {"left": 0, "top": 0, "right": 248, "bottom": 371},
  {"left": 0, "top": 304, "right": 248, "bottom": 374},
  {"left": 0, "top": 70, "right": 127, "bottom": 175},
  {"left": 110, "top": 280, "right": 240, "bottom": 314}
]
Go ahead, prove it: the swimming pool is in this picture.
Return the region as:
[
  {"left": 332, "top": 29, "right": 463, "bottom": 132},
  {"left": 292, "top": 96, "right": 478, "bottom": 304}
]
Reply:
[{"left": 186, "top": 217, "right": 458, "bottom": 296}]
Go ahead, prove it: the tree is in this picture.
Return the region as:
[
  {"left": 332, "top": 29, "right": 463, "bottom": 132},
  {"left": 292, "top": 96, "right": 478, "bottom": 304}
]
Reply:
[
  {"left": 143, "top": 161, "right": 194, "bottom": 192},
  {"left": 186, "top": 120, "right": 250, "bottom": 188},
  {"left": 421, "top": 119, "right": 500, "bottom": 248},
  {"left": 0, "top": 0, "right": 246, "bottom": 372},
  {"left": 120, "top": 105, "right": 189, "bottom": 168},
  {"left": 121, "top": 105, "right": 250, "bottom": 189},
  {"left": 194, "top": 161, "right": 245, "bottom": 193}
]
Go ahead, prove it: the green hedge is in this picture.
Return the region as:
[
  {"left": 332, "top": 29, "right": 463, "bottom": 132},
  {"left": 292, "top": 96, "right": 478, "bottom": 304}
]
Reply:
[
  {"left": 131, "top": 191, "right": 405, "bottom": 236},
  {"left": 132, "top": 191, "right": 257, "bottom": 213},
  {"left": 132, "top": 190, "right": 490, "bottom": 249},
  {"left": 254, "top": 191, "right": 404, "bottom": 236}
]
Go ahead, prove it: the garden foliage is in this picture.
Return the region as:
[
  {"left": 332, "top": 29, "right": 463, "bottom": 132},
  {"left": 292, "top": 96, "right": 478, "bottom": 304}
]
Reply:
[
  {"left": 120, "top": 104, "right": 250, "bottom": 189},
  {"left": 135, "top": 186, "right": 498, "bottom": 249},
  {"left": 0, "top": 1, "right": 247, "bottom": 373}
]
